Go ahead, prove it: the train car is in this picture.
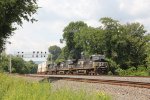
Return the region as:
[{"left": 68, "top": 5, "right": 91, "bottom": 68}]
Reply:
[
  {"left": 37, "top": 61, "right": 49, "bottom": 74},
  {"left": 57, "top": 59, "right": 77, "bottom": 74},
  {"left": 38, "top": 54, "right": 108, "bottom": 75}
]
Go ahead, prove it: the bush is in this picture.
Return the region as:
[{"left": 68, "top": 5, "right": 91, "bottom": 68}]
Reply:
[
  {"left": 115, "top": 66, "right": 149, "bottom": 76},
  {"left": 106, "top": 58, "right": 119, "bottom": 75},
  {"left": 133, "top": 71, "right": 148, "bottom": 76},
  {"left": 128, "top": 67, "right": 136, "bottom": 71},
  {"left": 108, "top": 71, "right": 113, "bottom": 75},
  {"left": 115, "top": 68, "right": 124, "bottom": 75},
  {"left": 148, "top": 66, "right": 150, "bottom": 76},
  {"left": 137, "top": 66, "right": 147, "bottom": 71}
]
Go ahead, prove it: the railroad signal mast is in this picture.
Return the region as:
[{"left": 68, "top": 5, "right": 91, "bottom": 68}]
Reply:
[
  {"left": 15, "top": 51, "right": 48, "bottom": 58},
  {"left": 15, "top": 51, "right": 53, "bottom": 64}
]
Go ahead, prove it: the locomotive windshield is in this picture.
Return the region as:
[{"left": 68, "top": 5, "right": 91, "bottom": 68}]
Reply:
[
  {"left": 92, "top": 56, "right": 99, "bottom": 61},
  {"left": 66, "top": 60, "right": 73, "bottom": 65},
  {"left": 92, "top": 55, "right": 105, "bottom": 61}
]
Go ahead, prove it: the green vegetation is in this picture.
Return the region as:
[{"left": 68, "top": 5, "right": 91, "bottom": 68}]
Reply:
[
  {"left": 115, "top": 66, "right": 150, "bottom": 76},
  {"left": 0, "top": 0, "right": 38, "bottom": 52},
  {"left": 0, "top": 52, "right": 37, "bottom": 74},
  {"left": 47, "top": 45, "right": 62, "bottom": 63},
  {"left": 0, "top": 0, "right": 38, "bottom": 74},
  {"left": 0, "top": 73, "right": 111, "bottom": 100}
]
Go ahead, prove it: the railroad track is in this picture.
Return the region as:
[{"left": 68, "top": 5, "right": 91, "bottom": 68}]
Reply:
[
  {"left": 25, "top": 74, "right": 150, "bottom": 89},
  {"left": 26, "top": 74, "right": 150, "bottom": 78},
  {"left": 63, "top": 78, "right": 150, "bottom": 89}
]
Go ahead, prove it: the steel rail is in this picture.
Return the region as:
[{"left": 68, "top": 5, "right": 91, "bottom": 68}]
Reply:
[{"left": 25, "top": 74, "right": 150, "bottom": 89}]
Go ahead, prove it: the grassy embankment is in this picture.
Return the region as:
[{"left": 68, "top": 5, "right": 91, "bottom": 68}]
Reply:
[{"left": 0, "top": 73, "right": 110, "bottom": 100}]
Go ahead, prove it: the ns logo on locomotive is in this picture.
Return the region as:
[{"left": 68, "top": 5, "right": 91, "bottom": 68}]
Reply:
[{"left": 37, "top": 54, "right": 108, "bottom": 75}]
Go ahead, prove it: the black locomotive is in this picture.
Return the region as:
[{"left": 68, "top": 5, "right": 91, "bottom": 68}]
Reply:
[{"left": 45, "top": 54, "right": 108, "bottom": 75}]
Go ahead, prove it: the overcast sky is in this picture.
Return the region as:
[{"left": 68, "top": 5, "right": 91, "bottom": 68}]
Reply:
[{"left": 6, "top": 0, "right": 150, "bottom": 61}]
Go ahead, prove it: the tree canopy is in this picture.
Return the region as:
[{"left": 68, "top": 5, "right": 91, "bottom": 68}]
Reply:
[
  {"left": 62, "top": 21, "right": 87, "bottom": 59},
  {"left": 61, "top": 17, "right": 150, "bottom": 70},
  {"left": 48, "top": 45, "right": 61, "bottom": 61},
  {"left": 0, "top": 52, "right": 37, "bottom": 74},
  {"left": 0, "top": 0, "right": 38, "bottom": 51}
]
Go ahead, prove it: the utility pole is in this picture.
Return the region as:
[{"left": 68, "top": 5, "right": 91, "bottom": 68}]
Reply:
[
  {"left": 9, "top": 54, "right": 12, "bottom": 74},
  {"left": 7, "top": 41, "right": 12, "bottom": 74}
]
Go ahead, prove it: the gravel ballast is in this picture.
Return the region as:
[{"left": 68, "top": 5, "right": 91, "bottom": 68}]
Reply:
[{"left": 51, "top": 80, "right": 150, "bottom": 100}]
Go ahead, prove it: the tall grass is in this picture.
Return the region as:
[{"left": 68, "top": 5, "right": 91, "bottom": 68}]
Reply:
[
  {"left": 115, "top": 66, "right": 150, "bottom": 76},
  {"left": 0, "top": 73, "right": 110, "bottom": 100}
]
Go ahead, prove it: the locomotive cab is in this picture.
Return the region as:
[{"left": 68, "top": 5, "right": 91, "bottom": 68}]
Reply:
[
  {"left": 77, "top": 59, "right": 85, "bottom": 68},
  {"left": 91, "top": 55, "right": 108, "bottom": 74},
  {"left": 60, "top": 62, "right": 65, "bottom": 69},
  {"left": 66, "top": 59, "right": 74, "bottom": 69}
]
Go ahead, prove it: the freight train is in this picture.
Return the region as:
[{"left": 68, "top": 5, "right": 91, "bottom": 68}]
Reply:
[{"left": 37, "top": 54, "right": 108, "bottom": 75}]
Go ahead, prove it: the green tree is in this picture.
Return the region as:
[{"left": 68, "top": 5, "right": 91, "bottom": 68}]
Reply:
[
  {"left": 0, "top": 52, "right": 9, "bottom": 72},
  {"left": 100, "top": 17, "right": 149, "bottom": 69},
  {"left": 145, "top": 34, "right": 150, "bottom": 66},
  {"left": 60, "top": 17, "right": 149, "bottom": 71},
  {"left": 100, "top": 17, "right": 120, "bottom": 58},
  {"left": 55, "top": 47, "right": 67, "bottom": 63},
  {"left": 0, "top": 0, "right": 38, "bottom": 52},
  {"left": 62, "top": 21, "right": 87, "bottom": 59},
  {"left": 74, "top": 26, "right": 105, "bottom": 55},
  {"left": 25, "top": 60, "right": 37, "bottom": 74},
  {"left": 118, "top": 23, "right": 148, "bottom": 69},
  {"left": 48, "top": 45, "right": 61, "bottom": 61},
  {"left": 11, "top": 56, "right": 26, "bottom": 73},
  {"left": 0, "top": 52, "right": 37, "bottom": 73}
]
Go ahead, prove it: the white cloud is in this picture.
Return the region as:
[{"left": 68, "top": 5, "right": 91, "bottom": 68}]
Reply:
[
  {"left": 38, "top": 0, "right": 102, "bottom": 20},
  {"left": 6, "top": 20, "right": 65, "bottom": 53},
  {"left": 119, "top": 0, "right": 150, "bottom": 16}
]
